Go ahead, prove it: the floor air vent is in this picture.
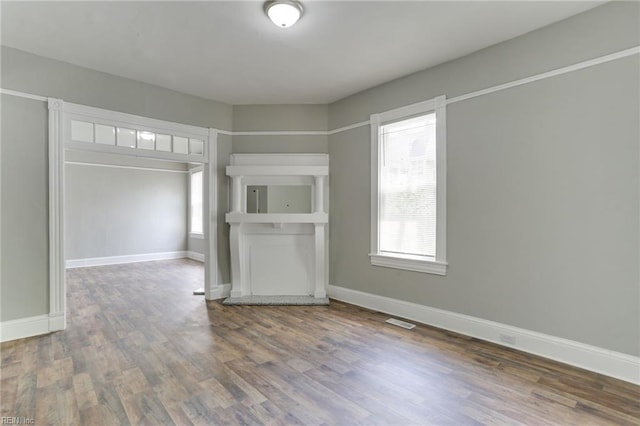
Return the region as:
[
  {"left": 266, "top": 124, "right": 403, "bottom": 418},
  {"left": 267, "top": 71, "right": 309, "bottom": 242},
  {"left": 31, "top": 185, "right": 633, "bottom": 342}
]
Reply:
[{"left": 385, "top": 318, "right": 416, "bottom": 329}]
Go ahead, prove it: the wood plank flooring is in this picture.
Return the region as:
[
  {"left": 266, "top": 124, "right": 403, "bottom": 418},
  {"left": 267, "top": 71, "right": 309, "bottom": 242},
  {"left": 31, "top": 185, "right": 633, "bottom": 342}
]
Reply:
[{"left": 1, "top": 259, "right": 638, "bottom": 425}]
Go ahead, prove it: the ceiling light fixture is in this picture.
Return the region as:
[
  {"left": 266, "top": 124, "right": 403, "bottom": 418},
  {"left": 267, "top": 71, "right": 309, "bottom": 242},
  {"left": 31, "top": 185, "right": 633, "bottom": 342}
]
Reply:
[{"left": 264, "top": 0, "right": 303, "bottom": 28}]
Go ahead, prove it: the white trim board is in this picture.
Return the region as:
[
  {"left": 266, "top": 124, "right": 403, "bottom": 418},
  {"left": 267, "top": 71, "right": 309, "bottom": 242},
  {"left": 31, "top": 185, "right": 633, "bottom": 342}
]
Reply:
[
  {"left": 0, "top": 314, "right": 53, "bottom": 343},
  {"left": 209, "top": 283, "right": 231, "bottom": 300},
  {"left": 328, "top": 285, "right": 640, "bottom": 385},
  {"left": 65, "top": 161, "right": 189, "bottom": 174},
  {"left": 0, "top": 88, "right": 48, "bottom": 102},
  {"left": 231, "top": 130, "right": 327, "bottom": 136},
  {"left": 187, "top": 251, "right": 205, "bottom": 262},
  {"left": 65, "top": 251, "right": 188, "bottom": 269}
]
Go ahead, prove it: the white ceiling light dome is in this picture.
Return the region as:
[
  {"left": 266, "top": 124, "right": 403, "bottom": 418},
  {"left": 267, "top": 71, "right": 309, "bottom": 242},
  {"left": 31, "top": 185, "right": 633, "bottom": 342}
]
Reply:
[{"left": 264, "top": 0, "right": 303, "bottom": 28}]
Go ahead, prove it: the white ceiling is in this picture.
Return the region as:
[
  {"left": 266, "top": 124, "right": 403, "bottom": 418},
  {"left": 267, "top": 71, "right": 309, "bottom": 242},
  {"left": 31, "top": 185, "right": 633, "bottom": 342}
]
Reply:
[{"left": 1, "top": 1, "right": 604, "bottom": 105}]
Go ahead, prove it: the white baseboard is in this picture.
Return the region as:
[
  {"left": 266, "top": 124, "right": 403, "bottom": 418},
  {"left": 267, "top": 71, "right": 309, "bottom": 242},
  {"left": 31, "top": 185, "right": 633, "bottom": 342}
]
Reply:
[
  {"left": 328, "top": 285, "right": 640, "bottom": 385},
  {"left": 208, "top": 283, "right": 231, "bottom": 300},
  {"left": 187, "top": 251, "right": 205, "bottom": 262},
  {"left": 66, "top": 251, "right": 188, "bottom": 268},
  {"left": 0, "top": 313, "right": 61, "bottom": 343}
]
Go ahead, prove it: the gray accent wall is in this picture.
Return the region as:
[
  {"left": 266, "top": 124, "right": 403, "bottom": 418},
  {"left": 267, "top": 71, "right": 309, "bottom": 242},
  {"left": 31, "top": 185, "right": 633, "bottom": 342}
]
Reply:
[
  {"left": 65, "top": 153, "right": 189, "bottom": 260},
  {"left": 328, "top": 2, "right": 639, "bottom": 356},
  {"left": 1, "top": 95, "right": 49, "bottom": 321},
  {"left": 232, "top": 105, "right": 329, "bottom": 154}
]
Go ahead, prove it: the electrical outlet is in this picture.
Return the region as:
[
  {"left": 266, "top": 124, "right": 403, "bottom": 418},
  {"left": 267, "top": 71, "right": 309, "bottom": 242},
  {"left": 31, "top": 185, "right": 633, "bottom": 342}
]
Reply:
[{"left": 499, "top": 333, "right": 516, "bottom": 345}]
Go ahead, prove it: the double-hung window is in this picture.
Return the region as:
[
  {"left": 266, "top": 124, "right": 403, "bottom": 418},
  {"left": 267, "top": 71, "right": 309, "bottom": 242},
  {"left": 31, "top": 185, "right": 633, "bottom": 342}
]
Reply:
[
  {"left": 189, "top": 168, "right": 204, "bottom": 237},
  {"left": 370, "top": 95, "right": 447, "bottom": 275}
]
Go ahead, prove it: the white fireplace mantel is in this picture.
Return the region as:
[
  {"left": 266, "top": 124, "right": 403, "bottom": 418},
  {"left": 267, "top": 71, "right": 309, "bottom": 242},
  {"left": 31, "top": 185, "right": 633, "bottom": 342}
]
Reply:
[{"left": 225, "top": 154, "right": 329, "bottom": 300}]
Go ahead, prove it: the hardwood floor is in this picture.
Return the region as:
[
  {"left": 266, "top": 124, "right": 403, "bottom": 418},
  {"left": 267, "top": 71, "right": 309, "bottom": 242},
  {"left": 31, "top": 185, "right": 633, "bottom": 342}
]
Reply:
[{"left": 1, "top": 259, "right": 638, "bottom": 425}]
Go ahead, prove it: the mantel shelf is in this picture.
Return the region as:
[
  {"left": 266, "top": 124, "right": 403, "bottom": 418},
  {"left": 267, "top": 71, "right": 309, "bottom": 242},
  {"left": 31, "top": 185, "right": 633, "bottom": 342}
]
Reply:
[
  {"left": 226, "top": 212, "right": 328, "bottom": 224},
  {"left": 226, "top": 165, "right": 328, "bottom": 177}
]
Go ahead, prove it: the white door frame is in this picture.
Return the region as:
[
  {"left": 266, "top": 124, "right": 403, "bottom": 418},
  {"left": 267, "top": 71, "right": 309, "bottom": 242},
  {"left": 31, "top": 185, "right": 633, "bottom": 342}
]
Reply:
[{"left": 48, "top": 99, "right": 220, "bottom": 332}]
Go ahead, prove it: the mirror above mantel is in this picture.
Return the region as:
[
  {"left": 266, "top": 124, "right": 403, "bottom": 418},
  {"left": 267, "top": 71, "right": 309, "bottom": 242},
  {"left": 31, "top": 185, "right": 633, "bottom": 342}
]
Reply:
[{"left": 246, "top": 185, "right": 312, "bottom": 214}]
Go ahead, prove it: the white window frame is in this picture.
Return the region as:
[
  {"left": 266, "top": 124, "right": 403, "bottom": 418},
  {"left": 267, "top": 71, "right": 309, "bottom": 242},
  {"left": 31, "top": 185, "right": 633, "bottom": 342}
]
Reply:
[
  {"left": 369, "top": 95, "right": 447, "bottom": 275},
  {"left": 189, "top": 166, "right": 204, "bottom": 238}
]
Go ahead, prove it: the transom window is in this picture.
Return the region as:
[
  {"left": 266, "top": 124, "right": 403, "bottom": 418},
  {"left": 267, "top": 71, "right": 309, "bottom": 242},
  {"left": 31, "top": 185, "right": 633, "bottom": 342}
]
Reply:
[{"left": 370, "top": 95, "right": 447, "bottom": 275}]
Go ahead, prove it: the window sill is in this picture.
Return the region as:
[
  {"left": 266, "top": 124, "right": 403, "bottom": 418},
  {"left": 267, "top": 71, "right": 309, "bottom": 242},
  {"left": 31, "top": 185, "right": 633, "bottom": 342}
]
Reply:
[
  {"left": 369, "top": 253, "right": 447, "bottom": 276},
  {"left": 189, "top": 233, "right": 204, "bottom": 240}
]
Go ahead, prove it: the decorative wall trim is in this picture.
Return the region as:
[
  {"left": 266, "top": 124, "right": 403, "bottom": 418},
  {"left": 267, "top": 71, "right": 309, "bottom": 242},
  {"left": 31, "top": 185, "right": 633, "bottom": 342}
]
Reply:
[
  {"left": 187, "top": 251, "right": 205, "bottom": 262},
  {"left": 48, "top": 98, "right": 66, "bottom": 332},
  {"left": 328, "top": 285, "right": 640, "bottom": 385},
  {"left": 0, "top": 88, "right": 48, "bottom": 102},
  {"left": 231, "top": 130, "right": 327, "bottom": 136},
  {"left": 0, "top": 314, "right": 54, "bottom": 343},
  {"left": 447, "top": 45, "right": 640, "bottom": 105},
  {"left": 65, "top": 161, "right": 189, "bottom": 174},
  {"left": 327, "top": 120, "right": 371, "bottom": 135},
  {"left": 65, "top": 251, "right": 189, "bottom": 269}
]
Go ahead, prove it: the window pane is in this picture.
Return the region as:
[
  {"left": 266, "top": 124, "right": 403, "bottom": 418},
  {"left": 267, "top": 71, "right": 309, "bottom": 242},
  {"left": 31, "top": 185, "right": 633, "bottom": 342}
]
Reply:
[
  {"left": 95, "top": 124, "right": 115, "bottom": 145},
  {"left": 156, "top": 134, "right": 172, "bottom": 152},
  {"left": 189, "top": 138, "right": 204, "bottom": 155},
  {"left": 71, "top": 120, "right": 94, "bottom": 143},
  {"left": 137, "top": 131, "right": 155, "bottom": 150},
  {"left": 173, "top": 136, "right": 188, "bottom": 154},
  {"left": 117, "top": 128, "right": 136, "bottom": 148},
  {"left": 190, "top": 170, "right": 203, "bottom": 234},
  {"left": 379, "top": 113, "right": 436, "bottom": 257}
]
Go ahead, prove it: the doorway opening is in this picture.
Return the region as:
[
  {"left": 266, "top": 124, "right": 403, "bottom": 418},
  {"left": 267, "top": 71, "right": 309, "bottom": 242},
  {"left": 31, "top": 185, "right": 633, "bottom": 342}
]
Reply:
[{"left": 48, "top": 99, "right": 220, "bottom": 331}]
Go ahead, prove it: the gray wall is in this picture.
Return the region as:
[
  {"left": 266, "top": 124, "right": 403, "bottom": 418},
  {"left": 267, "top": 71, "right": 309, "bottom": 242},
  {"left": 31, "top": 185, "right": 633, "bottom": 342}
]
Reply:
[
  {"left": 1, "top": 95, "right": 49, "bottom": 321},
  {"left": 232, "top": 104, "right": 329, "bottom": 153},
  {"left": 1, "top": 47, "right": 232, "bottom": 130},
  {"left": 187, "top": 236, "right": 205, "bottom": 257},
  {"left": 328, "top": 2, "right": 639, "bottom": 356},
  {"left": 65, "top": 151, "right": 189, "bottom": 260},
  {"left": 0, "top": 46, "right": 233, "bottom": 321}
]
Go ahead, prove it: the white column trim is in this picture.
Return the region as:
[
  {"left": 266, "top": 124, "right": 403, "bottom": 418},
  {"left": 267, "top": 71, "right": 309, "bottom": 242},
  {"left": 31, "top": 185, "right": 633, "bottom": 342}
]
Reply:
[
  {"left": 228, "top": 223, "right": 244, "bottom": 297},
  {"left": 231, "top": 176, "right": 243, "bottom": 213},
  {"left": 205, "top": 128, "right": 219, "bottom": 300},
  {"left": 48, "top": 98, "right": 66, "bottom": 332},
  {"left": 313, "top": 175, "right": 325, "bottom": 213},
  {"left": 313, "top": 223, "right": 327, "bottom": 298}
]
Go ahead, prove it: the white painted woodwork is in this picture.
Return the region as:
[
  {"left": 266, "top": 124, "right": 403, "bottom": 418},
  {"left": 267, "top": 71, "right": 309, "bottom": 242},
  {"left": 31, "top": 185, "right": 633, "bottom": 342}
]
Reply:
[{"left": 226, "top": 154, "right": 329, "bottom": 299}]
